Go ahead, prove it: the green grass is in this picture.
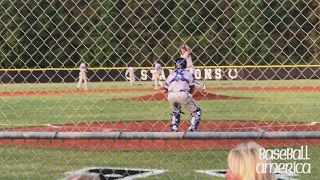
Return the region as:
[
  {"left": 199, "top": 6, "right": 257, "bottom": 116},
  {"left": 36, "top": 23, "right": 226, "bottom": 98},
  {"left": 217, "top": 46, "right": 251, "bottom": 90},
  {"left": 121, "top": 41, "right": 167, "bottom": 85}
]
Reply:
[
  {"left": 1, "top": 81, "right": 156, "bottom": 92},
  {"left": 0, "top": 145, "right": 319, "bottom": 180},
  {"left": 1, "top": 79, "right": 320, "bottom": 92},
  {"left": 1, "top": 80, "right": 320, "bottom": 179}
]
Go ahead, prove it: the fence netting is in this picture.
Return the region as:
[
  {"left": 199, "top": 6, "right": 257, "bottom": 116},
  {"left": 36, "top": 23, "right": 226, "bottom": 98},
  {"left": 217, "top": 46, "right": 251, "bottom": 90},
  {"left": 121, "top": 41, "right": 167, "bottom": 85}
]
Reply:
[{"left": 1, "top": 0, "right": 320, "bottom": 180}]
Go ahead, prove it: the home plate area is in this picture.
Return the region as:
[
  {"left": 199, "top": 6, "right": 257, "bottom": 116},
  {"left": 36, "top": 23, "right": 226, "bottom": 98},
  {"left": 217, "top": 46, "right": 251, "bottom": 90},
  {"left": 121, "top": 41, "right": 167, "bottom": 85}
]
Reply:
[{"left": 60, "top": 167, "right": 303, "bottom": 180}]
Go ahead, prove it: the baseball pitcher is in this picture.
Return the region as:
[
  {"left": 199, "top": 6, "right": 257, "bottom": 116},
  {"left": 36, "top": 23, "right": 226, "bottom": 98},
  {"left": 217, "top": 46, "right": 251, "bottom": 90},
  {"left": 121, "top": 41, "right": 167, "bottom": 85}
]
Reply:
[
  {"left": 180, "top": 44, "right": 206, "bottom": 91},
  {"left": 162, "top": 58, "right": 202, "bottom": 132},
  {"left": 77, "top": 60, "right": 88, "bottom": 91}
]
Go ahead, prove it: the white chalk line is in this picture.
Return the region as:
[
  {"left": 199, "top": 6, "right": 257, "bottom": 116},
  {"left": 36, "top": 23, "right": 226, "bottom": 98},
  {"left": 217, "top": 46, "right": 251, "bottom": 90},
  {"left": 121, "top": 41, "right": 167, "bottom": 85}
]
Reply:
[
  {"left": 0, "top": 124, "right": 110, "bottom": 131},
  {"left": 0, "top": 124, "right": 61, "bottom": 128},
  {"left": 220, "top": 122, "right": 319, "bottom": 131}
]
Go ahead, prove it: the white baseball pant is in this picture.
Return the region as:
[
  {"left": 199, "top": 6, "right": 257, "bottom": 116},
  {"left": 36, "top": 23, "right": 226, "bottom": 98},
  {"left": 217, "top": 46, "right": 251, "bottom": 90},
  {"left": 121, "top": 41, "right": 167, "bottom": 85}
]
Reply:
[{"left": 77, "top": 72, "right": 88, "bottom": 90}]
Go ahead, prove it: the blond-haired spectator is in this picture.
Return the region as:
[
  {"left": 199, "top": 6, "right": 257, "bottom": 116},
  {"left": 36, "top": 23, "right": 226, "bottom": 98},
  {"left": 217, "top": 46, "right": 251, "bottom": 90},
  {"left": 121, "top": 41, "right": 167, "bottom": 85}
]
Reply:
[
  {"left": 225, "top": 141, "right": 276, "bottom": 180},
  {"left": 65, "top": 172, "right": 100, "bottom": 180}
]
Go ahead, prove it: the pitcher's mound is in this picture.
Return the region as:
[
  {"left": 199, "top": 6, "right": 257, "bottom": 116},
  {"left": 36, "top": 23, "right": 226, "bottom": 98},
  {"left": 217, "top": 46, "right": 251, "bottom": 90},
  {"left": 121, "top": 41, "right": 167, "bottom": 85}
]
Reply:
[{"left": 123, "top": 91, "right": 247, "bottom": 101}]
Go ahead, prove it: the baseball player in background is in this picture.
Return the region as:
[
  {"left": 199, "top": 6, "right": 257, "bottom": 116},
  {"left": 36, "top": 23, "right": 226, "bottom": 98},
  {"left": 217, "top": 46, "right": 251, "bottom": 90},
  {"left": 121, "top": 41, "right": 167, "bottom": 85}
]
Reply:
[
  {"left": 125, "top": 64, "right": 135, "bottom": 85},
  {"left": 77, "top": 60, "right": 88, "bottom": 91},
  {"left": 154, "top": 60, "right": 163, "bottom": 89},
  {"left": 162, "top": 58, "right": 202, "bottom": 132},
  {"left": 180, "top": 44, "right": 206, "bottom": 91}
]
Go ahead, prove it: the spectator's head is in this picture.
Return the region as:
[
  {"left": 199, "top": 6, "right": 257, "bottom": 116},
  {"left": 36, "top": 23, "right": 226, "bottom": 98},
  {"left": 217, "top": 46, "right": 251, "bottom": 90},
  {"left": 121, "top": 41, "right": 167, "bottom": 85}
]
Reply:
[
  {"left": 65, "top": 172, "right": 100, "bottom": 180},
  {"left": 225, "top": 142, "right": 275, "bottom": 180}
]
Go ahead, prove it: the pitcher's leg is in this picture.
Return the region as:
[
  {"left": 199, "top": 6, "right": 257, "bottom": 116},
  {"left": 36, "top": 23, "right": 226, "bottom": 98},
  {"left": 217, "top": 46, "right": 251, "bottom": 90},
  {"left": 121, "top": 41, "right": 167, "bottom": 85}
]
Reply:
[
  {"left": 77, "top": 73, "right": 83, "bottom": 89},
  {"left": 158, "top": 79, "right": 163, "bottom": 87},
  {"left": 194, "top": 80, "right": 205, "bottom": 89},
  {"left": 154, "top": 78, "right": 158, "bottom": 89},
  {"left": 83, "top": 74, "right": 88, "bottom": 90}
]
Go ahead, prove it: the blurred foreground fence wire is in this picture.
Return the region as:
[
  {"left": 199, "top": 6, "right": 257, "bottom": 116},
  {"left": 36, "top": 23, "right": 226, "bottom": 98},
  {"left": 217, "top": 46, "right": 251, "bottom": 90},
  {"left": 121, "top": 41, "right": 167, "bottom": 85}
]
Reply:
[{"left": 2, "top": 0, "right": 320, "bottom": 179}]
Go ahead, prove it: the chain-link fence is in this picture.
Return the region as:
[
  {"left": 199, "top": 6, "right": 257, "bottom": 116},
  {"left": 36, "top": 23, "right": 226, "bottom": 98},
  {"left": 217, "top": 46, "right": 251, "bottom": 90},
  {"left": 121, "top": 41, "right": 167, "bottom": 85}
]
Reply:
[{"left": 1, "top": 0, "right": 320, "bottom": 179}]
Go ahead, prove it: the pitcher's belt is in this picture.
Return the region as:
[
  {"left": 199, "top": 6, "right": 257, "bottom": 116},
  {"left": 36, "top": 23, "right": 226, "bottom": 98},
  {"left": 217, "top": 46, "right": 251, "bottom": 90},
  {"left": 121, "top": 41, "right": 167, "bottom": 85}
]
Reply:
[{"left": 169, "top": 90, "right": 188, "bottom": 92}]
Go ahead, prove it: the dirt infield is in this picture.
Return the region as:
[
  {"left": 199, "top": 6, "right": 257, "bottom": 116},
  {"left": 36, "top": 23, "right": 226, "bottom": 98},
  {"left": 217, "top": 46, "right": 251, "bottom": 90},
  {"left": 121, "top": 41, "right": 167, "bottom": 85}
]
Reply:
[
  {"left": 1, "top": 86, "right": 320, "bottom": 97},
  {"left": 121, "top": 91, "right": 247, "bottom": 101},
  {"left": 1, "top": 86, "right": 319, "bottom": 151}
]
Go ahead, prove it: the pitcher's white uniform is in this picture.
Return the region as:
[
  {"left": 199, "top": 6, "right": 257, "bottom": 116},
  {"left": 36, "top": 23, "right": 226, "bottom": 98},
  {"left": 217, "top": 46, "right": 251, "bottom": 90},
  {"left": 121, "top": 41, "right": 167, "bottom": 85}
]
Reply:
[
  {"left": 77, "top": 62, "right": 88, "bottom": 90},
  {"left": 180, "top": 44, "right": 205, "bottom": 91},
  {"left": 180, "top": 51, "right": 195, "bottom": 75}
]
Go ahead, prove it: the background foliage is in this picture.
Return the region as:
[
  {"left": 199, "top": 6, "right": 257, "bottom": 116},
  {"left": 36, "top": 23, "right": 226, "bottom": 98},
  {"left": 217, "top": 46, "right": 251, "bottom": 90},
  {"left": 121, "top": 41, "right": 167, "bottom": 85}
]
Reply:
[{"left": 1, "top": 0, "right": 319, "bottom": 68}]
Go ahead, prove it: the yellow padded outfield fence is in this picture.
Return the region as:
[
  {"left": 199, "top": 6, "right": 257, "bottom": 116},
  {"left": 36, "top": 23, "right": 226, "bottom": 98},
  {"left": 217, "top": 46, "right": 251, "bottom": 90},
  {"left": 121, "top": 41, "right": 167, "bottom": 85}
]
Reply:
[{"left": 1, "top": 64, "right": 320, "bottom": 71}]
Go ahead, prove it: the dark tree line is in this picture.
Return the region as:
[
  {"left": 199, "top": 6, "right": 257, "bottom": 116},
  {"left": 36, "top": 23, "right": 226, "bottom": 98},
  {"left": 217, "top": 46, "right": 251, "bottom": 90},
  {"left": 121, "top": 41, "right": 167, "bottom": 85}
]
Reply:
[{"left": 0, "top": 0, "right": 319, "bottom": 69}]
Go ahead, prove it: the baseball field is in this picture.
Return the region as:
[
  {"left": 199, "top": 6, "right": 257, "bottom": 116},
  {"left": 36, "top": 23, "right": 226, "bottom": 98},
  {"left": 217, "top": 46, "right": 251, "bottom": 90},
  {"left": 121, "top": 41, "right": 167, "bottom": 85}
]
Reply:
[{"left": 1, "top": 80, "right": 320, "bottom": 179}]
